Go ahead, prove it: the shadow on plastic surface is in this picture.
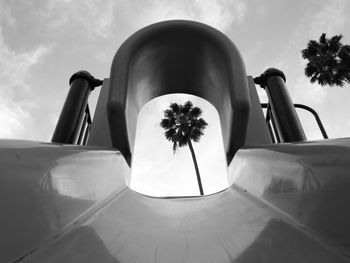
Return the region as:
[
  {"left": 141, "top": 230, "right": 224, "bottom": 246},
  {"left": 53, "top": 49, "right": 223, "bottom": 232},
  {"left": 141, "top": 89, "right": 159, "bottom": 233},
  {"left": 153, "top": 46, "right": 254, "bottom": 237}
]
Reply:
[
  {"left": 27, "top": 226, "right": 121, "bottom": 263},
  {"left": 234, "top": 219, "right": 348, "bottom": 263}
]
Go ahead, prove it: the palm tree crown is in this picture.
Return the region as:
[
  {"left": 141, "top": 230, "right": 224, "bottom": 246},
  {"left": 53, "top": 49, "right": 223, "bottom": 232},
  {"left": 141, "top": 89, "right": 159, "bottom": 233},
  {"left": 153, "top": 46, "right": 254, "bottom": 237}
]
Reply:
[
  {"left": 160, "top": 101, "right": 208, "bottom": 195},
  {"left": 160, "top": 101, "right": 208, "bottom": 152},
  {"left": 302, "top": 33, "right": 350, "bottom": 87}
]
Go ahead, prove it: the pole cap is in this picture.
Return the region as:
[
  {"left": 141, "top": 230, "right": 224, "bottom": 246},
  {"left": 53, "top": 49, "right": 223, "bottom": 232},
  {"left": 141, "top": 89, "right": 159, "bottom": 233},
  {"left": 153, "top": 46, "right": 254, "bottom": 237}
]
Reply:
[
  {"left": 69, "top": 70, "right": 103, "bottom": 90},
  {"left": 254, "top": 68, "right": 286, "bottom": 88}
]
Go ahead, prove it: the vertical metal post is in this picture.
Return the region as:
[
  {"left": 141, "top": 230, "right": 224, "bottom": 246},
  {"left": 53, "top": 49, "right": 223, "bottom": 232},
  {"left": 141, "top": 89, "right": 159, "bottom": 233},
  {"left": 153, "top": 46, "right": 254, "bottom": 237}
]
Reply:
[
  {"left": 265, "top": 103, "right": 280, "bottom": 143},
  {"left": 51, "top": 70, "right": 102, "bottom": 144},
  {"left": 254, "top": 68, "right": 306, "bottom": 142}
]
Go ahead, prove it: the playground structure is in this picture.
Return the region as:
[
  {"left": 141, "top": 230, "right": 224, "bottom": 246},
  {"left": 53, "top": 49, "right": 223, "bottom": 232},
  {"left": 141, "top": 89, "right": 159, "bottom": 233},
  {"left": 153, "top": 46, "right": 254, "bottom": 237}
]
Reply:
[{"left": 1, "top": 20, "right": 350, "bottom": 262}]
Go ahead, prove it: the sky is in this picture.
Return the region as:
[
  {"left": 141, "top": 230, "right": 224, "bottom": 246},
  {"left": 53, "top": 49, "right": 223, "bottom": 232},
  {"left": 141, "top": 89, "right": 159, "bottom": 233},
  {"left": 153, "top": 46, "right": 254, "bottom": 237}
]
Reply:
[
  {"left": 131, "top": 94, "right": 228, "bottom": 196},
  {"left": 1, "top": 0, "right": 350, "bottom": 196}
]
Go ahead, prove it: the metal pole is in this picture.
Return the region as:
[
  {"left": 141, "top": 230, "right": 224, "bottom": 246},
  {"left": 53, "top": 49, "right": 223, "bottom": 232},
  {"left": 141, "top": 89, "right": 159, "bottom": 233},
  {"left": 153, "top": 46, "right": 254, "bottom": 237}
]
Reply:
[
  {"left": 51, "top": 70, "right": 102, "bottom": 144},
  {"left": 254, "top": 68, "right": 306, "bottom": 142},
  {"left": 265, "top": 104, "right": 275, "bottom": 143},
  {"left": 266, "top": 103, "right": 280, "bottom": 143}
]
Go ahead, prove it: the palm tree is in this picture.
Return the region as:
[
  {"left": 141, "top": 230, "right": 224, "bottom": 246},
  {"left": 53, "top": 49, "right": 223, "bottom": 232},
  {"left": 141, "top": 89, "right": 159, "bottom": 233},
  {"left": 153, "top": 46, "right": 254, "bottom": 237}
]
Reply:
[
  {"left": 302, "top": 33, "right": 350, "bottom": 87},
  {"left": 160, "top": 101, "right": 208, "bottom": 195}
]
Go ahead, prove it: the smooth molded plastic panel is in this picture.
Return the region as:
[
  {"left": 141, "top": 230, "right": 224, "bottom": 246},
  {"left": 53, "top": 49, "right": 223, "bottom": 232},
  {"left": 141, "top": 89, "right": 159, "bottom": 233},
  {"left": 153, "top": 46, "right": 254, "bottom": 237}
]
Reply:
[
  {"left": 0, "top": 140, "right": 130, "bottom": 262},
  {"left": 108, "top": 20, "right": 250, "bottom": 163},
  {"left": 230, "top": 138, "right": 350, "bottom": 257}
]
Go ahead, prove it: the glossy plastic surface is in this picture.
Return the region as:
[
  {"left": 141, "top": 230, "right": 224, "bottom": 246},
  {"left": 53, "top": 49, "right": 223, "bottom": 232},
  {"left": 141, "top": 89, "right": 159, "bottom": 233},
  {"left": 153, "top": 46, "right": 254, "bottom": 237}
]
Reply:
[
  {"left": 2, "top": 139, "right": 350, "bottom": 262},
  {"left": 108, "top": 20, "right": 250, "bottom": 163},
  {"left": 0, "top": 140, "right": 130, "bottom": 262},
  {"left": 230, "top": 138, "right": 350, "bottom": 257},
  {"left": 24, "top": 186, "right": 348, "bottom": 263}
]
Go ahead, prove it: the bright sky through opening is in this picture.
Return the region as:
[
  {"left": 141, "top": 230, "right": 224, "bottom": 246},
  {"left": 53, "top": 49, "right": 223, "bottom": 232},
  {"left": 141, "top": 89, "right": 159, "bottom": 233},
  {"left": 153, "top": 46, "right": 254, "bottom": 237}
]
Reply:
[{"left": 131, "top": 94, "right": 228, "bottom": 197}]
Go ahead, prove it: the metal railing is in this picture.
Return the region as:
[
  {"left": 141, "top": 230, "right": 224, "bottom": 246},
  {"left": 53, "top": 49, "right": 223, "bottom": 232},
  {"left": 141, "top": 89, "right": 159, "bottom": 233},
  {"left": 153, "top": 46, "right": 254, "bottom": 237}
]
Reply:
[
  {"left": 261, "top": 103, "right": 328, "bottom": 142},
  {"left": 75, "top": 104, "right": 92, "bottom": 145}
]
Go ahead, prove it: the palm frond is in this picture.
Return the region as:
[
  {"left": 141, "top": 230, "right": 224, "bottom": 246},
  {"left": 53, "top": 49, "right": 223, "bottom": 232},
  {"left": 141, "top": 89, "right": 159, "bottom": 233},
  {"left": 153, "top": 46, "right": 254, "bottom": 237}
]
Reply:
[
  {"left": 178, "top": 135, "right": 189, "bottom": 147},
  {"left": 303, "top": 40, "right": 321, "bottom": 58},
  {"left": 164, "top": 109, "right": 174, "bottom": 118},
  {"left": 329, "top": 35, "right": 343, "bottom": 53},
  {"left": 339, "top": 45, "right": 350, "bottom": 67},
  {"left": 164, "top": 128, "right": 176, "bottom": 141},
  {"left": 305, "top": 64, "right": 317, "bottom": 78},
  {"left": 198, "top": 118, "right": 208, "bottom": 127},
  {"left": 332, "top": 73, "right": 345, "bottom": 87},
  {"left": 160, "top": 118, "right": 171, "bottom": 129},
  {"left": 172, "top": 141, "right": 177, "bottom": 153},
  {"left": 189, "top": 107, "right": 202, "bottom": 119},
  {"left": 190, "top": 128, "right": 204, "bottom": 142},
  {"left": 319, "top": 33, "right": 327, "bottom": 45},
  {"left": 169, "top": 103, "right": 181, "bottom": 114},
  {"left": 181, "top": 101, "right": 193, "bottom": 115}
]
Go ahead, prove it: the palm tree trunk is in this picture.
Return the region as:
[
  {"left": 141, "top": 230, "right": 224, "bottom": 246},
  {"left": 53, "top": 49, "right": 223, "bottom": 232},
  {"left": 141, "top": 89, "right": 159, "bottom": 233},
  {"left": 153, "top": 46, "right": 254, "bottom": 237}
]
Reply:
[{"left": 188, "top": 140, "right": 204, "bottom": 195}]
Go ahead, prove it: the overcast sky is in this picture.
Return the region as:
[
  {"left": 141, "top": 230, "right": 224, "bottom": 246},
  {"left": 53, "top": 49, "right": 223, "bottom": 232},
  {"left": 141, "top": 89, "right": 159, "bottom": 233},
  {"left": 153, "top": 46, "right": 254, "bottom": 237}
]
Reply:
[{"left": 1, "top": 0, "right": 350, "bottom": 196}]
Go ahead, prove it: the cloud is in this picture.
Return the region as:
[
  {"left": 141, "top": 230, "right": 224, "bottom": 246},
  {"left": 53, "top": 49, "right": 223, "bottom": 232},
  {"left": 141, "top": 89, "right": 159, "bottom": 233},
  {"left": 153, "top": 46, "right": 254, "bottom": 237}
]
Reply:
[
  {"left": 31, "top": 0, "right": 247, "bottom": 41},
  {"left": 0, "top": 27, "right": 51, "bottom": 138},
  {"left": 37, "top": 0, "right": 117, "bottom": 39},
  {"left": 0, "top": 97, "right": 30, "bottom": 138},
  {"left": 308, "top": 0, "right": 347, "bottom": 38},
  {"left": 193, "top": 0, "right": 246, "bottom": 28},
  {"left": 0, "top": 1, "right": 16, "bottom": 28},
  {"left": 119, "top": 0, "right": 246, "bottom": 33}
]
